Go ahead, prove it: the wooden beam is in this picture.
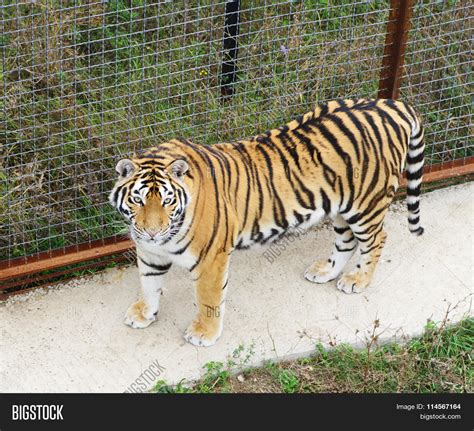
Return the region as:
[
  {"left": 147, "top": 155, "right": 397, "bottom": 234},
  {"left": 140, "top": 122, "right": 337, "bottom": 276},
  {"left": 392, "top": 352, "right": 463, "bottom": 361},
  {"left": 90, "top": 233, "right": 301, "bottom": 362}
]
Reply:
[
  {"left": 0, "top": 236, "right": 133, "bottom": 282},
  {"left": 378, "top": 0, "right": 415, "bottom": 99}
]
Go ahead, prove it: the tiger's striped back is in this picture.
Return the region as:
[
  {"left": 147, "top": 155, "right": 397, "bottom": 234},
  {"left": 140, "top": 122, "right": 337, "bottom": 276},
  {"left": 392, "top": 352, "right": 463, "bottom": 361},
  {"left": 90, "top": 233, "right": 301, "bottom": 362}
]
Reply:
[{"left": 209, "top": 98, "right": 424, "bottom": 248}]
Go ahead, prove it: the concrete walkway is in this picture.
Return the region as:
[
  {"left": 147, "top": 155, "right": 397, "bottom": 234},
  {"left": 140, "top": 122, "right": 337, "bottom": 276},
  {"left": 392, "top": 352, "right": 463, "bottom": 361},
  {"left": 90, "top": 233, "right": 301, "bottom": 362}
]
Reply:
[{"left": 1, "top": 183, "right": 472, "bottom": 392}]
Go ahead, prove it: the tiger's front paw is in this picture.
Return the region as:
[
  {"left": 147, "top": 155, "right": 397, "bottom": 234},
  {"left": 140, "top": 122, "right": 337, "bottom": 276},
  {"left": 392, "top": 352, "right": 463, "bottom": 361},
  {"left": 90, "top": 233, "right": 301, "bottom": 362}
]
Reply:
[
  {"left": 124, "top": 300, "right": 158, "bottom": 329},
  {"left": 305, "top": 259, "right": 338, "bottom": 283},
  {"left": 336, "top": 271, "right": 370, "bottom": 294},
  {"left": 184, "top": 320, "right": 222, "bottom": 347}
]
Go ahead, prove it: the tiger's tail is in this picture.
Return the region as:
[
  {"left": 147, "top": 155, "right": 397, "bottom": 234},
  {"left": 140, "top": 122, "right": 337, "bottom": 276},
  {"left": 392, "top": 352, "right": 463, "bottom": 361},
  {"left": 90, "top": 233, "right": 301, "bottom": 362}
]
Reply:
[{"left": 406, "top": 111, "right": 425, "bottom": 236}]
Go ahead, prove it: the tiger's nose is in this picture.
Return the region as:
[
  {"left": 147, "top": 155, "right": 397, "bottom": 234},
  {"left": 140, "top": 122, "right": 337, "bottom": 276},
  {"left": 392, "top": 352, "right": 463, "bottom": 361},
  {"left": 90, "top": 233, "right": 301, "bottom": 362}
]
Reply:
[{"left": 145, "top": 229, "right": 159, "bottom": 239}]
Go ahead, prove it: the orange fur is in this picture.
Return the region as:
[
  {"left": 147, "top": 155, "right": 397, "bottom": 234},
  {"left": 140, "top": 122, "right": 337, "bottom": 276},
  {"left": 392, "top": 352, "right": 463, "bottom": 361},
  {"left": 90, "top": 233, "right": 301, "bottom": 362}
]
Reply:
[{"left": 110, "top": 98, "right": 425, "bottom": 346}]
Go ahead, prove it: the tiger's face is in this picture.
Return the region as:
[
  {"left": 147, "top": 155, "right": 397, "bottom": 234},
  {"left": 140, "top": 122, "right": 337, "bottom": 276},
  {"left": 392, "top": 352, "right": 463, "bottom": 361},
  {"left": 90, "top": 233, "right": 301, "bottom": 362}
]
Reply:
[{"left": 109, "top": 158, "right": 190, "bottom": 244}]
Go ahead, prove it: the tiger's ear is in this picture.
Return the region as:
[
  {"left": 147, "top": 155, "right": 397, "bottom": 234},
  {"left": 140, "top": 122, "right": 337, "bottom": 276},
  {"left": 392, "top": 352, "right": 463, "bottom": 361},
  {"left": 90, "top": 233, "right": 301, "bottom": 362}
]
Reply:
[
  {"left": 166, "top": 159, "right": 189, "bottom": 180},
  {"left": 115, "top": 159, "right": 136, "bottom": 178}
]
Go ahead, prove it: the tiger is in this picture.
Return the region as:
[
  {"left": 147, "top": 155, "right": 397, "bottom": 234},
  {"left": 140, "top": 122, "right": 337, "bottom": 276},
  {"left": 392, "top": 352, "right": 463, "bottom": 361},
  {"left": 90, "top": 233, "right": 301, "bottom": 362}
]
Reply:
[{"left": 109, "top": 98, "right": 425, "bottom": 347}]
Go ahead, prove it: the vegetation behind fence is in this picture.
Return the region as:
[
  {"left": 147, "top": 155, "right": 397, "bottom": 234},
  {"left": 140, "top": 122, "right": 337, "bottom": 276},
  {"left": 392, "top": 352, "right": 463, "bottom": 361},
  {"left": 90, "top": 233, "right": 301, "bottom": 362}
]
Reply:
[{"left": 0, "top": 0, "right": 472, "bottom": 264}]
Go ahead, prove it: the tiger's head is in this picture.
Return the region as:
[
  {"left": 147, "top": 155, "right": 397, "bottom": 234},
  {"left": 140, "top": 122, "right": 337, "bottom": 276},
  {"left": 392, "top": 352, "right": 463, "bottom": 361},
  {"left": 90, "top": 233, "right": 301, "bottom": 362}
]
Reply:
[{"left": 109, "top": 157, "right": 190, "bottom": 244}]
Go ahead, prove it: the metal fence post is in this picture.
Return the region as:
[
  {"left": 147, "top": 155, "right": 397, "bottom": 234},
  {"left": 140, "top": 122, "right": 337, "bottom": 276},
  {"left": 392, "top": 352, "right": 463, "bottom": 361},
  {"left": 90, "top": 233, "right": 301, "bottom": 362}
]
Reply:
[
  {"left": 220, "top": 0, "right": 241, "bottom": 98},
  {"left": 378, "top": 0, "right": 414, "bottom": 99}
]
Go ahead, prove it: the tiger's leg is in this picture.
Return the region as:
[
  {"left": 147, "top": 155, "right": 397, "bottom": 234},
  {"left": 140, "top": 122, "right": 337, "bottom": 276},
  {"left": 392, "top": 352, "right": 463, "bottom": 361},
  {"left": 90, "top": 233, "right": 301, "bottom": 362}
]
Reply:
[
  {"left": 124, "top": 252, "right": 171, "bottom": 329},
  {"left": 305, "top": 215, "right": 358, "bottom": 283},
  {"left": 336, "top": 221, "right": 387, "bottom": 294},
  {"left": 184, "top": 251, "right": 230, "bottom": 347}
]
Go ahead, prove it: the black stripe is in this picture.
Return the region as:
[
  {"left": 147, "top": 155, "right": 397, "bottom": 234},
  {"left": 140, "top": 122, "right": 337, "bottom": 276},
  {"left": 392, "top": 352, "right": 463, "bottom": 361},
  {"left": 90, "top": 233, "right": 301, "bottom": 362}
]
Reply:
[
  {"left": 142, "top": 271, "right": 168, "bottom": 277},
  {"left": 294, "top": 211, "right": 305, "bottom": 225},
  {"left": 224, "top": 148, "right": 243, "bottom": 204},
  {"left": 337, "top": 177, "right": 344, "bottom": 210},
  {"left": 402, "top": 100, "right": 418, "bottom": 122},
  {"left": 206, "top": 144, "right": 232, "bottom": 195},
  {"left": 358, "top": 203, "right": 389, "bottom": 228},
  {"left": 316, "top": 102, "right": 329, "bottom": 119},
  {"left": 360, "top": 243, "right": 381, "bottom": 255},
  {"left": 335, "top": 244, "right": 357, "bottom": 253},
  {"left": 356, "top": 117, "right": 381, "bottom": 206},
  {"left": 293, "top": 173, "right": 316, "bottom": 210},
  {"left": 334, "top": 226, "right": 350, "bottom": 234},
  {"left": 295, "top": 114, "right": 304, "bottom": 125},
  {"left": 374, "top": 110, "right": 401, "bottom": 170},
  {"left": 232, "top": 143, "right": 253, "bottom": 232},
  {"left": 346, "top": 212, "right": 362, "bottom": 225},
  {"left": 407, "top": 169, "right": 423, "bottom": 181},
  {"left": 384, "top": 99, "right": 413, "bottom": 129},
  {"left": 320, "top": 188, "right": 331, "bottom": 214},
  {"left": 409, "top": 139, "right": 424, "bottom": 150},
  {"left": 189, "top": 146, "right": 222, "bottom": 264},
  {"left": 312, "top": 122, "right": 355, "bottom": 213},
  {"left": 378, "top": 107, "right": 407, "bottom": 153},
  {"left": 411, "top": 227, "right": 424, "bottom": 235},
  {"left": 255, "top": 141, "right": 288, "bottom": 229},
  {"left": 411, "top": 127, "right": 423, "bottom": 141},
  {"left": 407, "top": 189, "right": 421, "bottom": 198},
  {"left": 139, "top": 257, "right": 172, "bottom": 272},
  {"left": 359, "top": 197, "right": 387, "bottom": 227},
  {"left": 335, "top": 98, "right": 348, "bottom": 109},
  {"left": 327, "top": 112, "right": 361, "bottom": 162},
  {"left": 260, "top": 135, "right": 310, "bottom": 216},
  {"left": 235, "top": 142, "right": 264, "bottom": 226},
  {"left": 407, "top": 152, "right": 424, "bottom": 164},
  {"left": 190, "top": 247, "right": 207, "bottom": 273},
  {"left": 276, "top": 131, "right": 302, "bottom": 171}
]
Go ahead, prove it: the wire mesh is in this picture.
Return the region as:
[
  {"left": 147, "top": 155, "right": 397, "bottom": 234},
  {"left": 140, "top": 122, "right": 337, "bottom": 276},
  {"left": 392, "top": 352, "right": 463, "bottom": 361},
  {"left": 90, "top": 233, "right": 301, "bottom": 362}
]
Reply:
[
  {"left": 400, "top": 0, "right": 473, "bottom": 169},
  {"left": 0, "top": 0, "right": 471, "bottom": 265}
]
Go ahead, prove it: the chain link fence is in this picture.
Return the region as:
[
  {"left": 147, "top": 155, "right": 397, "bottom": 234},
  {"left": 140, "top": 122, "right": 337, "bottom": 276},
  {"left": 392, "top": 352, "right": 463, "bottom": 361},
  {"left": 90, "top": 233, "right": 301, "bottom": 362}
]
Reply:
[{"left": 0, "top": 0, "right": 472, "bottom": 267}]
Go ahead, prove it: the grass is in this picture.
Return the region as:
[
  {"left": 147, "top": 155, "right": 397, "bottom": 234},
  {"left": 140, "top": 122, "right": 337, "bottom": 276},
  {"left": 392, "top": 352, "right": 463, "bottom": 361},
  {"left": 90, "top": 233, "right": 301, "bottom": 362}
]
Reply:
[
  {"left": 153, "top": 317, "right": 473, "bottom": 393},
  {"left": 0, "top": 0, "right": 472, "bottom": 261}
]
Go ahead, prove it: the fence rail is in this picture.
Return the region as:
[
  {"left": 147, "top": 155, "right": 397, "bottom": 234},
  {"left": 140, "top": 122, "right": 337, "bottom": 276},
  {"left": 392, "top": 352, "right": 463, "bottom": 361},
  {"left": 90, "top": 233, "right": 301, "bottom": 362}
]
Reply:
[{"left": 1, "top": 0, "right": 473, "bottom": 293}]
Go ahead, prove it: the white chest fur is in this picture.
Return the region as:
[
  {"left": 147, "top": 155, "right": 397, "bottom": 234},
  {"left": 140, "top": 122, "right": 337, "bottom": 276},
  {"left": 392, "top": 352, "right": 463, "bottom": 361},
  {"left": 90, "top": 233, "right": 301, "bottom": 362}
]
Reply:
[{"left": 135, "top": 238, "right": 197, "bottom": 270}]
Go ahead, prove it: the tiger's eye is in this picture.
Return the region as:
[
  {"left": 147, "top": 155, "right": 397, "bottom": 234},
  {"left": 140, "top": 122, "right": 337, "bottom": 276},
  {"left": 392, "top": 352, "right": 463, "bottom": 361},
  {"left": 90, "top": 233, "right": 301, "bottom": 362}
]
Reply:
[
  {"left": 132, "top": 196, "right": 142, "bottom": 204},
  {"left": 163, "top": 197, "right": 172, "bottom": 205}
]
